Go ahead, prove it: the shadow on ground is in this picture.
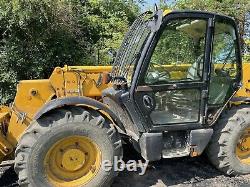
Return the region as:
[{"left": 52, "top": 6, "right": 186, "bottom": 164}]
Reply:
[
  {"left": 112, "top": 144, "right": 250, "bottom": 187},
  {"left": 0, "top": 166, "right": 18, "bottom": 187}
]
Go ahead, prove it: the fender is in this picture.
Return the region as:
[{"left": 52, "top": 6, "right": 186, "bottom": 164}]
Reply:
[{"left": 33, "top": 96, "right": 126, "bottom": 133}]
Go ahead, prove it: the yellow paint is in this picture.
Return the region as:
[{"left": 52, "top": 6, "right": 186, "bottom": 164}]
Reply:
[
  {"left": 0, "top": 106, "right": 13, "bottom": 160},
  {"left": 6, "top": 80, "right": 56, "bottom": 146},
  {"left": 66, "top": 65, "right": 112, "bottom": 73},
  {"left": 50, "top": 66, "right": 112, "bottom": 98},
  {"left": 44, "top": 135, "right": 101, "bottom": 187},
  {"left": 163, "top": 9, "right": 172, "bottom": 16},
  {"left": 236, "top": 127, "right": 250, "bottom": 165},
  {"left": 61, "top": 149, "right": 86, "bottom": 171},
  {"left": 0, "top": 133, "right": 13, "bottom": 161},
  {"left": 0, "top": 65, "right": 114, "bottom": 161},
  {"left": 235, "top": 62, "right": 250, "bottom": 99},
  {"left": 0, "top": 106, "right": 10, "bottom": 114},
  {"left": 6, "top": 113, "right": 31, "bottom": 146},
  {"left": 50, "top": 67, "right": 66, "bottom": 97},
  {"left": 0, "top": 112, "right": 9, "bottom": 123},
  {"left": 12, "top": 79, "right": 55, "bottom": 118}
]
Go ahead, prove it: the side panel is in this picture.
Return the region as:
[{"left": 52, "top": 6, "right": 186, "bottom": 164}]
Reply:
[
  {"left": 102, "top": 88, "right": 142, "bottom": 140},
  {"left": 49, "top": 66, "right": 113, "bottom": 98},
  {"left": 235, "top": 62, "right": 250, "bottom": 98},
  {"left": 6, "top": 80, "right": 55, "bottom": 146}
]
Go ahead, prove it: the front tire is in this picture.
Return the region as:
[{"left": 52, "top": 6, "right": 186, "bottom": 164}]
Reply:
[
  {"left": 206, "top": 106, "right": 250, "bottom": 176},
  {"left": 15, "top": 106, "right": 123, "bottom": 187}
]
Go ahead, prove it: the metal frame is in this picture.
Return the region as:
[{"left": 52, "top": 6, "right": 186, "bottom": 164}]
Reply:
[
  {"left": 129, "top": 11, "right": 212, "bottom": 132},
  {"left": 125, "top": 10, "right": 241, "bottom": 133}
]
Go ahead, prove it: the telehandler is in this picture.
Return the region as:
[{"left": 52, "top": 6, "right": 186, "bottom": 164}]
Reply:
[{"left": 0, "top": 9, "right": 250, "bottom": 186}]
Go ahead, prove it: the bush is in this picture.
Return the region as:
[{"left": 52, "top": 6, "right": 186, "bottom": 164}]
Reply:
[{"left": 0, "top": 0, "right": 140, "bottom": 104}]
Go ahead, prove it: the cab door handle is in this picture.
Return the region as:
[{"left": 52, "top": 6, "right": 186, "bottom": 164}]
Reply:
[{"left": 143, "top": 95, "right": 153, "bottom": 109}]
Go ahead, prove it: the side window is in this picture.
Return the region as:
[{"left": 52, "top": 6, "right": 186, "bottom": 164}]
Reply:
[
  {"left": 145, "top": 18, "right": 207, "bottom": 85},
  {"left": 209, "top": 21, "right": 238, "bottom": 105},
  {"left": 212, "top": 24, "right": 237, "bottom": 77}
]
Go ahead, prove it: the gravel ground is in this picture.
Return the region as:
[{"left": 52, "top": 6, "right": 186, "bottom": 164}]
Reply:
[
  {"left": 113, "top": 156, "right": 250, "bottom": 187},
  {"left": 0, "top": 148, "right": 249, "bottom": 187}
]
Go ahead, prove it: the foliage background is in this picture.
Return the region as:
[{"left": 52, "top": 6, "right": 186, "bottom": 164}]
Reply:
[
  {"left": 0, "top": 0, "right": 249, "bottom": 104},
  {"left": 171, "top": 0, "right": 250, "bottom": 60},
  {"left": 0, "top": 0, "right": 141, "bottom": 104}
]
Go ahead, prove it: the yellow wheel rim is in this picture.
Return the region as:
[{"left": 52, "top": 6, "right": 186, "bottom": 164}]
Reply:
[
  {"left": 236, "top": 127, "right": 250, "bottom": 165},
  {"left": 44, "top": 136, "right": 101, "bottom": 187}
]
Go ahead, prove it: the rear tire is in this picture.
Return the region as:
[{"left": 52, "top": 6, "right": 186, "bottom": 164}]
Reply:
[
  {"left": 206, "top": 106, "right": 250, "bottom": 176},
  {"left": 14, "top": 106, "right": 123, "bottom": 187}
]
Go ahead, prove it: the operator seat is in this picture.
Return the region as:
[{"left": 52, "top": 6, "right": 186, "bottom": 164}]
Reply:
[
  {"left": 187, "top": 55, "right": 234, "bottom": 105},
  {"left": 162, "top": 56, "right": 204, "bottom": 122},
  {"left": 187, "top": 55, "right": 203, "bottom": 80}
]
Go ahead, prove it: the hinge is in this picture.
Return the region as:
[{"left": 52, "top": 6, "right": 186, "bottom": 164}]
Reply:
[
  {"left": 208, "top": 17, "right": 215, "bottom": 28},
  {"left": 201, "top": 90, "right": 209, "bottom": 99}
]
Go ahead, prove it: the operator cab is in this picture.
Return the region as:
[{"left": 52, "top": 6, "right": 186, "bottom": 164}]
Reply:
[{"left": 104, "top": 9, "right": 241, "bottom": 135}]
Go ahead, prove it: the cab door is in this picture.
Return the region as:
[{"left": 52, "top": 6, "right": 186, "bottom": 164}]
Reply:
[{"left": 132, "top": 13, "right": 213, "bottom": 131}]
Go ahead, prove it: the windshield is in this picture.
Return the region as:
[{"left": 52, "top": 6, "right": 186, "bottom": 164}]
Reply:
[{"left": 111, "top": 12, "right": 152, "bottom": 86}]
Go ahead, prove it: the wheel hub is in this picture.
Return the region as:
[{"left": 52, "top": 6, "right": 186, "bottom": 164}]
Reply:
[
  {"left": 61, "top": 148, "right": 86, "bottom": 171},
  {"left": 236, "top": 128, "right": 250, "bottom": 164},
  {"left": 44, "top": 136, "right": 101, "bottom": 187}
]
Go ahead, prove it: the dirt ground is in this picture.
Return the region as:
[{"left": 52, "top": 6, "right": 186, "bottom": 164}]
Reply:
[
  {"left": 113, "top": 156, "right": 250, "bottom": 187},
  {"left": 0, "top": 149, "right": 249, "bottom": 187}
]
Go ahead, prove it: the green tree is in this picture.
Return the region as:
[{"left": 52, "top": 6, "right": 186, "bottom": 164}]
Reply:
[
  {"left": 0, "top": 0, "right": 140, "bottom": 104},
  {"left": 173, "top": 0, "right": 250, "bottom": 54},
  {"left": 158, "top": 0, "right": 250, "bottom": 61}
]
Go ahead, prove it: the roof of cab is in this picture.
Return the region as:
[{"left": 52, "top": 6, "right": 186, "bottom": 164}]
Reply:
[{"left": 163, "top": 9, "right": 235, "bottom": 22}]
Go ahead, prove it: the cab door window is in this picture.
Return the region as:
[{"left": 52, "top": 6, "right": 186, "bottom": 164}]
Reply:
[
  {"left": 142, "top": 18, "right": 207, "bottom": 125},
  {"left": 209, "top": 21, "right": 238, "bottom": 105}
]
